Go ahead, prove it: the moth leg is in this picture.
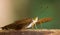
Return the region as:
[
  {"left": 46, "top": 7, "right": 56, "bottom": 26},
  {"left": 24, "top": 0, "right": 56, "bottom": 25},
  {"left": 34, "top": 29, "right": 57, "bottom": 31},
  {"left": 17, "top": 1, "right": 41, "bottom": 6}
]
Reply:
[
  {"left": 31, "top": 25, "right": 34, "bottom": 29},
  {"left": 31, "top": 23, "right": 35, "bottom": 29},
  {"left": 34, "top": 23, "right": 37, "bottom": 29}
]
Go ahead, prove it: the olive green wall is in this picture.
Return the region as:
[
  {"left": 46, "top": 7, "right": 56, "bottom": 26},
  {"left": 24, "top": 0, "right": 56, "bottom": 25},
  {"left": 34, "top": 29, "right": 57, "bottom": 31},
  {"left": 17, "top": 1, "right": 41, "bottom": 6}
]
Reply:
[
  {"left": 12, "top": 0, "right": 30, "bottom": 20},
  {"left": 28, "top": 0, "right": 60, "bottom": 29},
  {"left": 13, "top": 0, "right": 60, "bottom": 29}
]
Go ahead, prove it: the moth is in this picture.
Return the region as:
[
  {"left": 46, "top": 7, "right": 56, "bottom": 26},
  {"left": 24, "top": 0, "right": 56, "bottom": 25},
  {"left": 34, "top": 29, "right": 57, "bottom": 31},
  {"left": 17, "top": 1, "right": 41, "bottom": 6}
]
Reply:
[{"left": 1, "top": 17, "right": 52, "bottom": 30}]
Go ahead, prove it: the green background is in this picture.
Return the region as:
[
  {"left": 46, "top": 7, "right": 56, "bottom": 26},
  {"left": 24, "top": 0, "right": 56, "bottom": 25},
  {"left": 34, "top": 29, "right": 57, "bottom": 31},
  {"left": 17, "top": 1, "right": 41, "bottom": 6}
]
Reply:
[
  {"left": 13, "top": 0, "right": 60, "bottom": 29},
  {"left": 28, "top": 0, "right": 60, "bottom": 29}
]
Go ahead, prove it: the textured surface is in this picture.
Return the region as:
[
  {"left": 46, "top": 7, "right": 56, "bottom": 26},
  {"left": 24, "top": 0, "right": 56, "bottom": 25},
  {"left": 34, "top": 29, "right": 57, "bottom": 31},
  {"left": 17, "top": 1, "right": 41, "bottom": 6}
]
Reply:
[{"left": 0, "top": 29, "right": 60, "bottom": 35}]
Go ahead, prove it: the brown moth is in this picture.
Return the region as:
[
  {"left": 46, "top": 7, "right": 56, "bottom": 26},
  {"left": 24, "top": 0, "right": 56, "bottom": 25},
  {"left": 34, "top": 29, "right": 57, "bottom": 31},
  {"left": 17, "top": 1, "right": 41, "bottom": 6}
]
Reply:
[{"left": 1, "top": 17, "right": 52, "bottom": 30}]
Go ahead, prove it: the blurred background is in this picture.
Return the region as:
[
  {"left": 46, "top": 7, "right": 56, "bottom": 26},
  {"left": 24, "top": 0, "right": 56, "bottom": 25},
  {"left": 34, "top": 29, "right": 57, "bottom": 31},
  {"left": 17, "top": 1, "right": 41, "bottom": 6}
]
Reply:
[{"left": 0, "top": 0, "right": 60, "bottom": 29}]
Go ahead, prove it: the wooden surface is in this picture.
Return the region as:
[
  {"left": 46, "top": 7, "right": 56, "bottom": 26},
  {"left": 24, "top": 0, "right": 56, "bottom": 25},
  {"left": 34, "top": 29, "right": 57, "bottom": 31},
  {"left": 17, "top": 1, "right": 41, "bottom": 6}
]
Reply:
[{"left": 0, "top": 29, "right": 60, "bottom": 35}]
